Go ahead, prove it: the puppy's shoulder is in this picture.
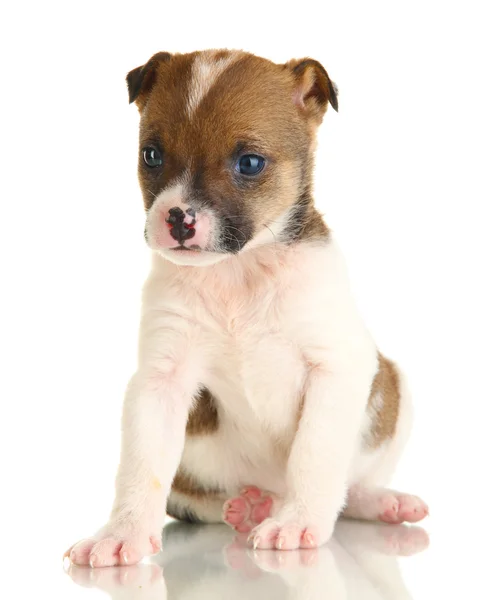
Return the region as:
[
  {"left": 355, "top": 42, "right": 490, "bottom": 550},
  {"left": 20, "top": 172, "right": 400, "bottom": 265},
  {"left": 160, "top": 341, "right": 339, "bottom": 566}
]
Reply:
[{"left": 286, "top": 236, "right": 351, "bottom": 297}]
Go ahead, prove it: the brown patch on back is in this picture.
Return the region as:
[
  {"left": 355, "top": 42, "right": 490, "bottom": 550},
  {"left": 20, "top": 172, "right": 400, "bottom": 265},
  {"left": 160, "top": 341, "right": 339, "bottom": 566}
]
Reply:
[
  {"left": 168, "top": 467, "right": 221, "bottom": 519},
  {"left": 167, "top": 388, "right": 221, "bottom": 516},
  {"left": 186, "top": 387, "right": 219, "bottom": 435},
  {"left": 366, "top": 352, "right": 401, "bottom": 448},
  {"left": 168, "top": 470, "right": 222, "bottom": 522},
  {"left": 171, "top": 468, "right": 220, "bottom": 498}
]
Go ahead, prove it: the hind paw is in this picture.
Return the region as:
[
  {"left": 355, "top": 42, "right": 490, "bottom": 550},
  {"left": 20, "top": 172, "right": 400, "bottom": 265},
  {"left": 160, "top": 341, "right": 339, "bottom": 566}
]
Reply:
[
  {"left": 223, "top": 486, "right": 275, "bottom": 534},
  {"left": 379, "top": 493, "right": 429, "bottom": 525}
]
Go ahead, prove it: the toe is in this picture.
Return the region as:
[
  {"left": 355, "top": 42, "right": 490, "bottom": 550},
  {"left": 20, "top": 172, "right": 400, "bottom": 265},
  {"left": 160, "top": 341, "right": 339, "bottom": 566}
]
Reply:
[
  {"left": 150, "top": 536, "right": 162, "bottom": 554},
  {"left": 224, "top": 509, "right": 246, "bottom": 527},
  {"left": 398, "top": 495, "right": 429, "bottom": 523},
  {"left": 90, "top": 538, "right": 123, "bottom": 567},
  {"left": 119, "top": 540, "right": 150, "bottom": 566},
  {"left": 248, "top": 520, "right": 280, "bottom": 550},
  {"left": 275, "top": 522, "right": 303, "bottom": 550},
  {"left": 250, "top": 496, "right": 273, "bottom": 524},
  {"left": 300, "top": 529, "right": 318, "bottom": 549},
  {"left": 234, "top": 521, "right": 253, "bottom": 533},
  {"left": 223, "top": 497, "right": 250, "bottom": 527},
  {"left": 378, "top": 495, "right": 403, "bottom": 524},
  {"left": 69, "top": 539, "right": 97, "bottom": 565},
  {"left": 241, "top": 486, "right": 263, "bottom": 503}
]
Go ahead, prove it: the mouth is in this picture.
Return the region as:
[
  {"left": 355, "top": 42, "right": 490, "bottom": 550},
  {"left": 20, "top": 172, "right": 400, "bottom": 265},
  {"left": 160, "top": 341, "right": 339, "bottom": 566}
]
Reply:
[
  {"left": 158, "top": 244, "right": 231, "bottom": 267},
  {"left": 171, "top": 245, "right": 202, "bottom": 252}
]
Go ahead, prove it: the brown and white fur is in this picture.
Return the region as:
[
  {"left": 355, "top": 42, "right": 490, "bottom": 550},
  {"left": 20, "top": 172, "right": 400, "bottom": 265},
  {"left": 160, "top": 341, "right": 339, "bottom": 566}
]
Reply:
[{"left": 65, "top": 49, "right": 428, "bottom": 567}]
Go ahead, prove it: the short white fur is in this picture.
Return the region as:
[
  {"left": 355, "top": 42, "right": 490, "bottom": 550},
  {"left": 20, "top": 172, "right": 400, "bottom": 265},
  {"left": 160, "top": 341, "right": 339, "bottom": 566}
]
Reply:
[
  {"left": 66, "top": 231, "right": 418, "bottom": 566},
  {"left": 187, "top": 51, "right": 240, "bottom": 117}
]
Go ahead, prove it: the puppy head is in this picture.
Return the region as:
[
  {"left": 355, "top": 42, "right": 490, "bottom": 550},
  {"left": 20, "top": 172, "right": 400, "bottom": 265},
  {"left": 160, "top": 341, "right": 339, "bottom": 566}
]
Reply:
[{"left": 126, "top": 50, "right": 337, "bottom": 266}]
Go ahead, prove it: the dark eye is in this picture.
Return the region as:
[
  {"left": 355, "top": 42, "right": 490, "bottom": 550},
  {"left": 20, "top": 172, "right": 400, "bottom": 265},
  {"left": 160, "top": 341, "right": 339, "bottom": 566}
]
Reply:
[
  {"left": 236, "top": 154, "right": 265, "bottom": 176},
  {"left": 142, "top": 147, "right": 163, "bottom": 168}
]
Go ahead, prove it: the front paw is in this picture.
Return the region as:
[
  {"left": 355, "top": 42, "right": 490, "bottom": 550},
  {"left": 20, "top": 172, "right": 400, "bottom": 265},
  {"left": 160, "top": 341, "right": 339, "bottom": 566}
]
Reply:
[
  {"left": 247, "top": 505, "right": 334, "bottom": 551},
  {"left": 64, "top": 523, "right": 162, "bottom": 567}
]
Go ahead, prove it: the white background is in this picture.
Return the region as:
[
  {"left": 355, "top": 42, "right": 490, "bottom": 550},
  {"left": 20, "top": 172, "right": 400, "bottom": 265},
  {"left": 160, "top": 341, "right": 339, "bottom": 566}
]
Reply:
[{"left": 1, "top": 0, "right": 499, "bottom": 597}]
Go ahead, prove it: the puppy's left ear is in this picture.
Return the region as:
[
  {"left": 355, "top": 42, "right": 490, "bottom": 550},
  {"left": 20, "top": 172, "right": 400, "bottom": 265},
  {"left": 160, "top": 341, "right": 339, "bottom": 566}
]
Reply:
[
  {"left": 126, "top": 51, "right": 171, "bottom": 108},
  {"left": 285, "top": 58, "right": 338, "bottom": 121}
]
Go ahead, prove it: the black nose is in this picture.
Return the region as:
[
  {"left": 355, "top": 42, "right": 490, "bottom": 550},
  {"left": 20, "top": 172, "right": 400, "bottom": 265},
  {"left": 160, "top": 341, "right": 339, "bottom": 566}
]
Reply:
[{"left": 167, "top": 207, "right": 196, "bottom": 243}]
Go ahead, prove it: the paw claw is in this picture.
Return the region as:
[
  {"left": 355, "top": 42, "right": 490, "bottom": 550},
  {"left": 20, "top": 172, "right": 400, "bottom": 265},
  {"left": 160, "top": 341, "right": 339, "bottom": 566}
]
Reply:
[
  {"left": 248, "top": 508, "right": 332, "bottom": 551},
  {"left": 253, "top": 536, "right": 261, "bottom": 550}
]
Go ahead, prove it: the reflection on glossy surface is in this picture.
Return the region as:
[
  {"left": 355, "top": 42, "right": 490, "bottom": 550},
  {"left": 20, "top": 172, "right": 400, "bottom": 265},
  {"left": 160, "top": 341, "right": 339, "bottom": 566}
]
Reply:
[{"left": 65, "top": 519, "right": 429, "bottom": 599}]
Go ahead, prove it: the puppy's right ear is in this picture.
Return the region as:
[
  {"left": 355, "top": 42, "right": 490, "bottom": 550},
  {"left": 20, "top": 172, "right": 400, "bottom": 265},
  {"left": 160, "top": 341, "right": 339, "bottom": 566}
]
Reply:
[{"left": 126, "top": 52, "right": 171, "bottom": 107}]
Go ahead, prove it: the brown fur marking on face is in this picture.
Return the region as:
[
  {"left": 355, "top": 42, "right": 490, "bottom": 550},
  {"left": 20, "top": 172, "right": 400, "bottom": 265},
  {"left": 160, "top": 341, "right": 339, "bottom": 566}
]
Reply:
[
  {"left": 128, "top": 49, "right": 336, "bottom": 251},
  {"left": 366, "top": 352, "right": 401, "bottom": 448},
  {"left": 186, "top": 387, "right": 219, "bottom": 435},
  {"left": 187, "top": 50, "right": 242, "bottom": 117}
]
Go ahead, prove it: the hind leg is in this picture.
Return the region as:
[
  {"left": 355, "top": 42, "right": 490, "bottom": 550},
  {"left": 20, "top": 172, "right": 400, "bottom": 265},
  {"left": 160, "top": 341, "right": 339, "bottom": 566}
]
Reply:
[
  {"left": 344, "top": 486, "right": 428, "bottom": 524},
  {"left": 345, "top": 365, "right": 428, "bottom": 525}
]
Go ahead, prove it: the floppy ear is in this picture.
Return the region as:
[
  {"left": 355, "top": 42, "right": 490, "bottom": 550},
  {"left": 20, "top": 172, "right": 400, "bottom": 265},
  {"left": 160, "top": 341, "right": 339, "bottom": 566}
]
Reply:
[
  {"left": 126, "top": 51, "right": 171, "bottom": 106},
  {"left": 285, "top": 58, "right": 338, "bottom": 121}
]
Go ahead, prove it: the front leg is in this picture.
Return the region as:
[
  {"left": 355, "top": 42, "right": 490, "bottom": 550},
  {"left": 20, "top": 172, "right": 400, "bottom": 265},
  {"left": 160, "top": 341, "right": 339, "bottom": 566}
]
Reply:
[
  {"left": 65, "top": 316, "right": 203, "bottom": 566},
  {"left": 249, "top": 352, "right": 377, "bottom": 551}
]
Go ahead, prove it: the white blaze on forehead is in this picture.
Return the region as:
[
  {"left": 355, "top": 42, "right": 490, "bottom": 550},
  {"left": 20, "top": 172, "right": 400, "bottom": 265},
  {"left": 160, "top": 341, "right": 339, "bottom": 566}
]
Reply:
[{"left": 187, "top": 51, "right": 240, "bottom": 117}]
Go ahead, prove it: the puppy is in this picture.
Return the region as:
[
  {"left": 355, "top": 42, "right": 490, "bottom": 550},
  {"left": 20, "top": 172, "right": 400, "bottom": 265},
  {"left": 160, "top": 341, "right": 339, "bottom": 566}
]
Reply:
[{"left": 65, "top": 49, "right": 428, "bottom": 567}]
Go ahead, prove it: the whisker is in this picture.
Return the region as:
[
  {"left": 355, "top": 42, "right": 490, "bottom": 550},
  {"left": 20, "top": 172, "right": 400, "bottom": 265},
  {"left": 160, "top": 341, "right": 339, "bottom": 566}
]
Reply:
[
  {"left": 222, "top": 226, "right": 246, "bottom": 252},
  {"left": 225, "top": 233, "right": 243, "bottom": 252},
  {"left": 264, "top": 224, "right": 277, "bottom": 244}
]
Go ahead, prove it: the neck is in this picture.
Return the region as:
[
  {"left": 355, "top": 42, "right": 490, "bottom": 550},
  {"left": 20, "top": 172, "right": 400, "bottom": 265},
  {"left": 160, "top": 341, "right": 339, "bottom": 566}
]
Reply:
[{"left": 280, "top": 191, "right": 330, "bottom": 244}]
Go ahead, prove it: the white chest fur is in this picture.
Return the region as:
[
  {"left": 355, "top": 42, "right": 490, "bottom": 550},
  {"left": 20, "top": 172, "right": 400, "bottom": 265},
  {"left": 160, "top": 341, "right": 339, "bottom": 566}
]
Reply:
[
  {"left": 140, "top": 240, "right": 373, "bottom": 493},
  {"left": 144, "top": 242, "right": 323, "bottom": 416}
]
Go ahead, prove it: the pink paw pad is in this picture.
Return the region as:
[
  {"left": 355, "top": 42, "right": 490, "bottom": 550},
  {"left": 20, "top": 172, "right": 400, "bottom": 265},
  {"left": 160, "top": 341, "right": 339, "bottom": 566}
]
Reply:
[
  {"left": 379, "top": 494, "right": 429, "bottom": 525},
  {"left": 223, "top": 486, "right": 274, "bottom": 534}
]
